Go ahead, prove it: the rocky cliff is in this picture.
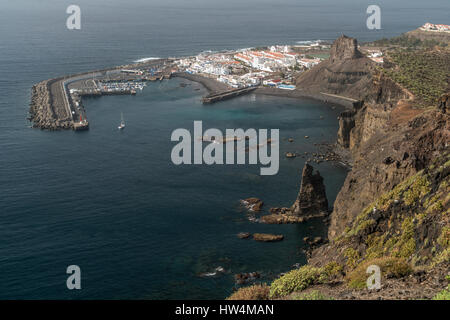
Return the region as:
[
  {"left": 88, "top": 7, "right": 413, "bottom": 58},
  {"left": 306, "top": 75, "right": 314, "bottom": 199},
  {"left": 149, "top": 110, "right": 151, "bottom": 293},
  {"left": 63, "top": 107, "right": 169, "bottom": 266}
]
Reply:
[{"left": 330, "top": 106, "right": 449, "bottom": 239}]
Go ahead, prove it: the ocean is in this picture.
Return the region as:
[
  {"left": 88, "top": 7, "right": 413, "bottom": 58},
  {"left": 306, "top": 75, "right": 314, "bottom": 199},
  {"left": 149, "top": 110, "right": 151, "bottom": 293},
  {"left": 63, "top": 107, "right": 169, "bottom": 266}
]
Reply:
[{"left": 0, "top": 0, "right": 448, "bottom": 299}]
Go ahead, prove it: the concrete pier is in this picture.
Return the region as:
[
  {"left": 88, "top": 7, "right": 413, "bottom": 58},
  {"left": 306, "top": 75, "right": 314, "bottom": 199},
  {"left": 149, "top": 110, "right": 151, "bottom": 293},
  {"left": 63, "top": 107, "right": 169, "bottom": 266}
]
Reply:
[{"left": 202, "top": 87, "right": 256, "bottom": 104}]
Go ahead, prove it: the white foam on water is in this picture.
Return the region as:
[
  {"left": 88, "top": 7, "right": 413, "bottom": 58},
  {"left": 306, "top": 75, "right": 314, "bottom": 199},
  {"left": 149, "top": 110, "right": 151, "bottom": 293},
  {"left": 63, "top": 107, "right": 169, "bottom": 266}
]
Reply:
[{"left": 134, "top": 57, "right": 161, "bottom": 63}]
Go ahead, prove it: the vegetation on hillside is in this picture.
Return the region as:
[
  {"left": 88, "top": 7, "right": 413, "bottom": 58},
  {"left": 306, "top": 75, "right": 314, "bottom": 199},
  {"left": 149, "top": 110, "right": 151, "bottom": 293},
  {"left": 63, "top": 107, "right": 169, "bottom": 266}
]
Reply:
[
  {"left": 382, "top": 49, "right": 450, "bottom": 105},
  {"left": 336, "top": 151, "right": 450, "bottom": 267},
  {"left": 268, "top": 262, "right": 342, "bottom": 298},
  {"left": 369, "top": 35, "right": 448, "bottom": 49}
]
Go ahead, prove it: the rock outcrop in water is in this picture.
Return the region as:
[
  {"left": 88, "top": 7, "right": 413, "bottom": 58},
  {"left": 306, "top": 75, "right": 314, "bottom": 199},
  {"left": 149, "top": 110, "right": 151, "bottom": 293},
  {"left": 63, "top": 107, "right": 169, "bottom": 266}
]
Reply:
[
  {"left": 262, "top": 163, "right": 328, "bottom": 223},
  {"left": 290, "top": 163, "right": 328, "bottom": 216},
  {"left": 241, "top": 198, "right": 264, "bottom": 212}
]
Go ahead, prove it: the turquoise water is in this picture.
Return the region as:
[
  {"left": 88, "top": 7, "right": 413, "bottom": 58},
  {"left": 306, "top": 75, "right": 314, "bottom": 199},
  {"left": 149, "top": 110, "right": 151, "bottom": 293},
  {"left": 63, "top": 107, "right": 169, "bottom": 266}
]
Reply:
[{"left": 1, "top": 0, "right": 448, "bottom": 299}]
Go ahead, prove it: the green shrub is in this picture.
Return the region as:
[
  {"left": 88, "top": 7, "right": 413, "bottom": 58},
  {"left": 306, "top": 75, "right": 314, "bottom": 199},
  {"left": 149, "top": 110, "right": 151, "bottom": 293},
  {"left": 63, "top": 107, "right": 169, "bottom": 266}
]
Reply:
[
  {"left": 269, "top": 266, "right": 329, "bottom": 298},
  {"left": 392, "top": 217, "right": 416, "bottom": 258},
  {"left": 323, "top": 261, "right": 343, "bottom": 278},
  {"left": 438, "top": 227, "right": 450, "bottom": 248},
  {"left": 344, "top": 248, "right": 361, "bottom": 270},
  {"left": 403, "top": 176, "right": 431, "bottom": 206}
]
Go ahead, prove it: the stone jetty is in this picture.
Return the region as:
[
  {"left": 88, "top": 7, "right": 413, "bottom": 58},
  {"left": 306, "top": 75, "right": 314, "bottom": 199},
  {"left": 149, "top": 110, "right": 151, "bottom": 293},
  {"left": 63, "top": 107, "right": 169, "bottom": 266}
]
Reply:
[{"left": 29, "top": 79, "right": 73, "bottom": 130}]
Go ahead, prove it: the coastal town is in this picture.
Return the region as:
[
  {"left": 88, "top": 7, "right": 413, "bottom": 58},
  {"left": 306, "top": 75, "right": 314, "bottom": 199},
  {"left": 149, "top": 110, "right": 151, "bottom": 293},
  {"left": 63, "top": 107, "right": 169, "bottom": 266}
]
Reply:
[
  {"left": 29, "top": 38, "right": 390, "bottom": 130},
  {"left": 420, "top": 22, "right": 450, "bottom": 32},
  {"left": 174, "top": 42, "right": 329, "bottom": 90}
]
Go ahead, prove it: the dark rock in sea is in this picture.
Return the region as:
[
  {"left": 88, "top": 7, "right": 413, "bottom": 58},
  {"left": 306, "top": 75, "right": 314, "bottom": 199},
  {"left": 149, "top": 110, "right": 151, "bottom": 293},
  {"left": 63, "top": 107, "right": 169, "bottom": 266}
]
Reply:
[
  {"left": 234, "top": 272, "right": 261, "bottom": 285},
  {"left": 260, "top": 213, "right": 304, "bottom": 224},
  {"left": 241, "top": 197, "right": 264, "bottom": 212},
  {"left": 285, "top": 152, "right": 296, "bottom": 158},
  {"left": 237, "top": 232, "right": 251, "bottom": 239},
  {"left": 304, "top": 236, "right": 326, "bottom": 248},
  {"left": 253, "top": 233, "right": 284, "bottom": 242}
]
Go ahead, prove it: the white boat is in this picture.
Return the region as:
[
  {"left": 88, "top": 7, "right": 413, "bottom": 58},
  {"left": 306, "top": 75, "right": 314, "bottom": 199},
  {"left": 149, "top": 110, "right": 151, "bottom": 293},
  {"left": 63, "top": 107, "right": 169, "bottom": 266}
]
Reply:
[{"left": 118, "top": 112, "right": 125, "bottom": 130}]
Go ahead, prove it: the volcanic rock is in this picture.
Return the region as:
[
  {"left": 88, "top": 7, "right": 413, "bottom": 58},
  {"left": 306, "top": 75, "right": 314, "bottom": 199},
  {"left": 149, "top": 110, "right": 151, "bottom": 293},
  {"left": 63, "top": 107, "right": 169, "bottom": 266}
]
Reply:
[
  {"left": 290, "top": 163, "right": 329, "bottom": 216},
  {"left": 253, "top": 233, "right": 284, "bottom": 242},
  {"left": 241, "top": 198, "right": 263, "bottom": 212}
]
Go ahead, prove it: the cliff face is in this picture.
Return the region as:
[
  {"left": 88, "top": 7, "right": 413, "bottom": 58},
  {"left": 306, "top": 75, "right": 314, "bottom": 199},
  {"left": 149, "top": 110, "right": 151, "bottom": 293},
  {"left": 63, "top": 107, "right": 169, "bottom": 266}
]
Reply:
[
  {"left": 291, "top": 164, "right": 328, "bottom": 216},
  {"left": 330, "top": 108, "right": 449, "bottom": 239}
]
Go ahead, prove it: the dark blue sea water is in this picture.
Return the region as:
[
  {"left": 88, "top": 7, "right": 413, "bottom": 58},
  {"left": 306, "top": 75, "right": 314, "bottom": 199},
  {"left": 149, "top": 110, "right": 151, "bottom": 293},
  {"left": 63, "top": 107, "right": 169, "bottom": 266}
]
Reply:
[{"left": 0, "top": 0, "right": 448, "bottom": 299}]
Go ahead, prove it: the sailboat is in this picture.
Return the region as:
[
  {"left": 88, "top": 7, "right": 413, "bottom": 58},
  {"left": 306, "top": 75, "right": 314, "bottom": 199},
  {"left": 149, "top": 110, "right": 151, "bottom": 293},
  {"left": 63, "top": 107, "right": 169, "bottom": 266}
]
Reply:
[{"left": 118, "top": 112, "right": 125, "bottom": 130}]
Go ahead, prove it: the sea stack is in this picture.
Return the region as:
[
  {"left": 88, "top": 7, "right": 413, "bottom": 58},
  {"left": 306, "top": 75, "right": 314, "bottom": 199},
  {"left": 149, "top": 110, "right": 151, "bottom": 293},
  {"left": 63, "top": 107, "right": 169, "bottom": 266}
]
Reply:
[{"left": 290, "top": 163, "right": 328, "bottom": 216}]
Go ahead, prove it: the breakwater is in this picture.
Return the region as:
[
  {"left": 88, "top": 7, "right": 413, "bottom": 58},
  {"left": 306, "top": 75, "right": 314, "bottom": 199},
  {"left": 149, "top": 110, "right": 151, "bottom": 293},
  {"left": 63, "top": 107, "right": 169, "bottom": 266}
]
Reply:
[
  {"left": 29, "top": 59, "right": 170, "bottom": 130},
  {"left": 29, "top": 79, "right": 73, "bottom": 130}
]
